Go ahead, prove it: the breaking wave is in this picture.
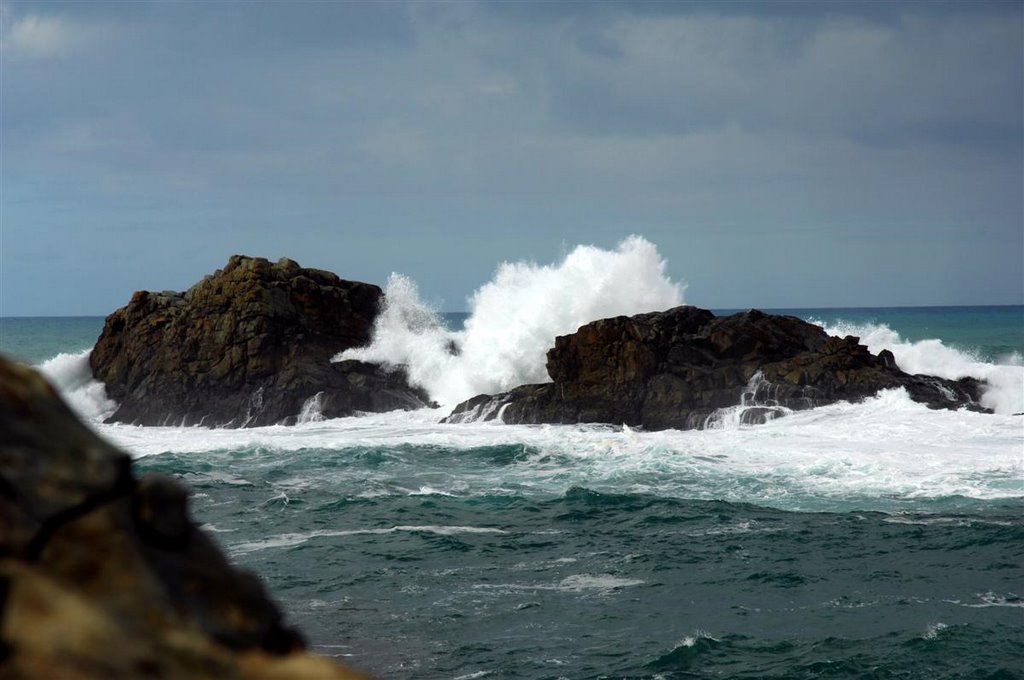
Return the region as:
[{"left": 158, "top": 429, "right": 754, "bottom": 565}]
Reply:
[
  {"left": 37, "top": 349, "right": 116, "bottom": 422},
  {"left": 820, "top": 320, "right": 1023, "bottom": 414},
  {"left": 339, "top": 235, "right": 683, "bottom": 407}
]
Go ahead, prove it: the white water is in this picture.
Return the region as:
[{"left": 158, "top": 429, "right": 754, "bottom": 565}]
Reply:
[
  {"left": 33, "top": 347, "right": 1023, "bottom": 510},
  {"left": 339, "top": 235, "right": 684, "bottom": 408},
  {"left": 37, "top": 349, "right": 117, "bottom": 421},
  {"left": 29, "top": 236, "right": 1022, "bottom": 512},
  {"left": 297, "top": 391, "right": 325, "bottom": 424},
  {"left": 82, "top": 389, "right": 1023, "bottom": 511},
  {"left": 820, "top": 320, "right": 1024, "bottom": 415}
]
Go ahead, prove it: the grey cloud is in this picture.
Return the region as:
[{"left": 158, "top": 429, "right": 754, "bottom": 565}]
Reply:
[
  {"left": 529, "top": 12, "right": 1022, "bottom": 147},
  {"left": 1, "top": 0, "right": 1021, "bottom": 314}
]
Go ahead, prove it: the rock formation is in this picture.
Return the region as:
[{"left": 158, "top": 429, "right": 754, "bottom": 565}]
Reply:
[
  {"left": 0, "top": 355, "right": 370, "bottom": 679},
  {"left": 445, "top": 306, "right": 988, "bottom": 430},
  {"left": 90, "top": 255, "right": 430, "bottom": 427}
]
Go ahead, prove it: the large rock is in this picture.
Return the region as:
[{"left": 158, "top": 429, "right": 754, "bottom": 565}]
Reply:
[
  {"left": 445, "top": 306, "right": 988, "bottom": 430},
  {"left": 0, "top": 355, "right": 370, "bottom": 679},
  {"left": 90, "top": 255, "right": 430, "bottom": 427}
]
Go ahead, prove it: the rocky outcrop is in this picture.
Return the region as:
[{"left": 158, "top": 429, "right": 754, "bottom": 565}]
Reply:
[
  {"left": 445, "top": 306, "right": 988, "bottom": 430},
  {"left": 0, "top": 355, "right": 370, "bottom": 678},
  {"left": 90, "top": 255, "right": 431, "bottom": 427}
]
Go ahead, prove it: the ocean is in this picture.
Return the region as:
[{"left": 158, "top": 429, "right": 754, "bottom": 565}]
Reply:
[{"left": 2, "top": 281, "right": 1022, "bottom": 677}]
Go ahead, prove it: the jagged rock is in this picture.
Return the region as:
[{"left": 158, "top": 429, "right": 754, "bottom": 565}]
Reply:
[
  {"left": 0, "top": 355, "right": 370, "bottom": 679},
  {"left": 90, "top": 255, "right": 431, "bottom": 427},
  {"left": 444, "top": 306, "right": 989, "bottom": 430}
]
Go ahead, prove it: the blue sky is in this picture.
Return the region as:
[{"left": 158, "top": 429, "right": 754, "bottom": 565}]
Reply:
[{"left": 2, "top": 0, "right": 1021, "bottom": 315}]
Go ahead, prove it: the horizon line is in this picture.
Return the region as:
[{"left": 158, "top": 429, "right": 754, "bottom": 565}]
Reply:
[{"left": 3, "top": 302, "right": 1023, "bottom": 320}]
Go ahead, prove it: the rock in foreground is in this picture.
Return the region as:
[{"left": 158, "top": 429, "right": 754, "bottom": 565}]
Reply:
[
  {"left": 445, "top": 306, "right": 988, "bottom": 429},
  {"left": 91, "top": 255, "right": 430, "bottom": 427},
  {"left": 0, "top": 355, "right": 370, "bottom": 679}
]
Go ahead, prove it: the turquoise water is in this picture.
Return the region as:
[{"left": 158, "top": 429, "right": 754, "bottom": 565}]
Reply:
[
  {"left": 3, "top": 306, "right": 1023, "bottom": 679},
  {"left": 0, "top": 316, "right": 105, "bottom": 364}
]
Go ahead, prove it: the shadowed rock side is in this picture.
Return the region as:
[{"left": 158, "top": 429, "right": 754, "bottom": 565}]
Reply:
[
  {"left": 445, "top": 306, "right": 989, "bottom": 430},
  {"left": 0, "top": 356, "right": 371, "bottom": 679},
  {"left": 90, "top": 255, "right": 431, "bottom": 427}
]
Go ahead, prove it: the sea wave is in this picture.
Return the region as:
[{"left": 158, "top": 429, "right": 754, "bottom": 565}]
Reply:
[
  {"left": 37, "top": 349, "right": 117, "bottom": 421},
  {"left": 819, "top": 319, "right": 1023, "bottom": 414},
  {"left": 229, "top": 524, "right": 509, "bottom": 555},
  {"left": 338, "top": 235, "right": 683, "bottom": 408},
  {"left": 114, "top": 391, "right": 1024, "bottom": 512}
]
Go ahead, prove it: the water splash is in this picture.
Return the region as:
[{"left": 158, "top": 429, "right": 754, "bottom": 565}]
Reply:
[
  {"left": 340, "top": 236, "right": 684, "bottom": 407},
  {"left": 100, "top": 391, "right": 1024, "bottom": 511},
  {"left": 703, "top": 371, "right": 792, "bottom": 429},
  {"left": 37, "top": 349, "right": 117, "bottom": 422},
  {"left": 819, "top": 320, "right": 1023, "bottom": 414},
  {"left": 297, "top": 392, "right": 325, "bottom": 424}
]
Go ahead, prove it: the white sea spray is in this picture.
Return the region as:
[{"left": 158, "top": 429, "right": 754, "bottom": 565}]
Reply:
[
  {"left": 820, "top": 319, "right": 1023, "bottom": 414},
  {"left": 338, "top": 235, "right": 684, "bottom": 408},
  {"left": 98, "top": 390, "right": 1024, "bottom": 511},
  {"left": 37, "top": 349, "right": 117, "bottom": 422}
]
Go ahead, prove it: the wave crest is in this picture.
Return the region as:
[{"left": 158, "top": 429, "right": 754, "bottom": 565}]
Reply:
[
  {"left": 340, "top": 235, "right": 684, "bottom": 407},
  {"left": 819, "top": 320, "right": 1023, "bottom": 414},
  {"left": 37, "top": 349, "right": 117, "bottom": 422}
]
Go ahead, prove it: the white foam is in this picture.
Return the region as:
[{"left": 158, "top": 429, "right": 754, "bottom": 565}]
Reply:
[
  {"left": 677, "top": 630, "right": 719, "bottom": 648},
  {"left": 453, "top": 672, "right": 491, "bottom": 680},
  {"left": 297, "top": 392, "right": 325, "bottom": 424},
  {"left": 471, "top": 573, "right": 644, "bottom": 594},
  {"left": 198, "top": 523, "right": 237, "bottom": 533},
  {"left": 100, "top": 389, "right": 1024, "bottom": 512},
  {"left": 820, "top": 320, "right": 1024, "bottom": 415},
  {"left": 36, "top": 349, "right": 117, "bottom": 422},
  {"left": 339, "top": 235, "right": 683, "bottom": 408},
  {"left": 958, "top": 592, "right": 1024, "bottom": 608},
  {"left": 703, "top": 371, "right": 792, "bottom": 430},
  {"left": 229, "top": 524, "right": 507, "bottom": 555},
  {"left": 556, "top": 574, "right": 644, "bottom": 591}
]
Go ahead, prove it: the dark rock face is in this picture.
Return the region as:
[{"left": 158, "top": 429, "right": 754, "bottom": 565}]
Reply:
[
  {"left": 90, "top": 255, "right": 431, "bottom": 427},
  {"left": 0, "top": 356, "right": 369, "bottom": 678},
  {"left": 445, "top": 306, "right": 988, "bottom": 430}
]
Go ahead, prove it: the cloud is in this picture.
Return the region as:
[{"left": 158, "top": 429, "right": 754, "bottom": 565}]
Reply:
[
  {"left": 1, "top": 11, "right": 82, "bottom": 59},
  {"left": 508, "top": 10, "right": 1022, "bottom": 146}
]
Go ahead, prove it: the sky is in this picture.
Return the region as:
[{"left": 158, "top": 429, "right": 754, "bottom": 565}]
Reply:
[{"left": 1, "top": 0, "right": 1022, "bottom": 315}]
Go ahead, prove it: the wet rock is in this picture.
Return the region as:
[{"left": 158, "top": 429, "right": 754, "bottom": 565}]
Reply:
[
  {"left": 445, "top": 306, "right": 989, "bottom": 430},
  {"left": 90, "top": 255, "right": 430, "bottom": 427},
  {"left": 0, "top": 355, "right": 371, "bottom": 679}
]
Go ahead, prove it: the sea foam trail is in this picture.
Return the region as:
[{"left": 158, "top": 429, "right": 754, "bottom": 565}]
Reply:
[
  {"left": 37, "top": 350, "right": 118, "bottom": 422},
  {"left": 339, "top": 236, "right": 684, "bottom": 408},
  {"left": 104, "top": 390, "right": 1024, "bottom": 510},
  {"left": 821, "top": 320, "right": 1024, "bottom": 415}
]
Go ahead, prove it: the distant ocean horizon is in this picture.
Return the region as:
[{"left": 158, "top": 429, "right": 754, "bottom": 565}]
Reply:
[
  {"left": 2, "top": 297, "right": 1022, "bottom": 678},
  {"left": 3, "top": 304, "right": 1022, "bottom": 366}
]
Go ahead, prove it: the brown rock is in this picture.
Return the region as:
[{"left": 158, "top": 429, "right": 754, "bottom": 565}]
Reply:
[
  {"left": 90, "top": 255, "right": 431, "bottom": 427},
  {"left": 445, "top": 306, "right": 989, "bottom": 430},
  {"left": 0, "top": 355, "right": 372, "bottom": 679}
]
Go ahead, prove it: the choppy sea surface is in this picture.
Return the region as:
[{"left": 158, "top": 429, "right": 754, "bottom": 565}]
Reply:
[{"left": 2, "top": 241, "right": 1022, "bottom": 679}]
